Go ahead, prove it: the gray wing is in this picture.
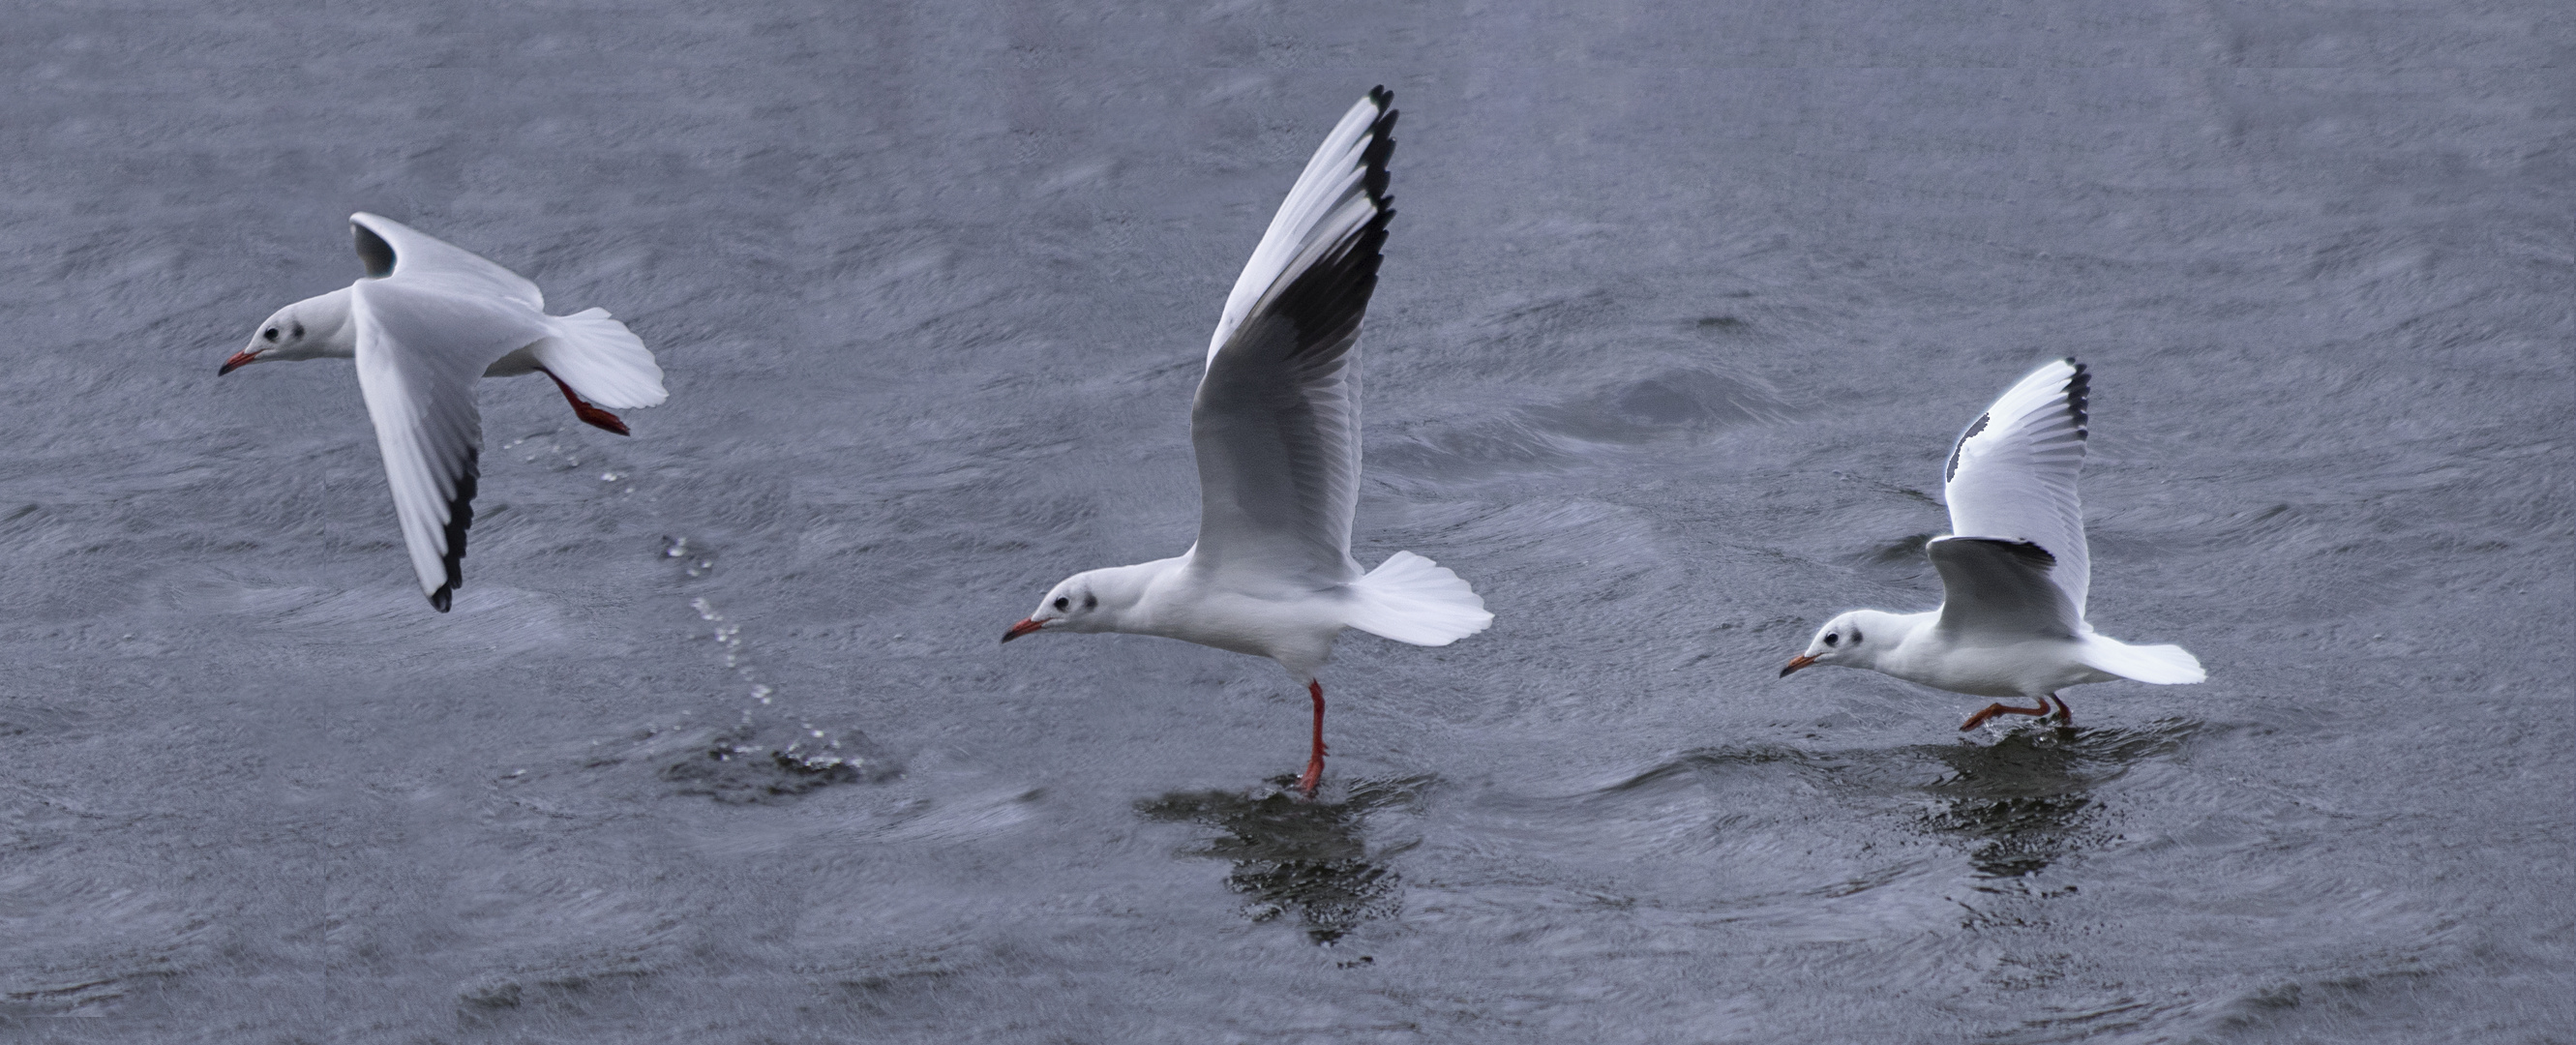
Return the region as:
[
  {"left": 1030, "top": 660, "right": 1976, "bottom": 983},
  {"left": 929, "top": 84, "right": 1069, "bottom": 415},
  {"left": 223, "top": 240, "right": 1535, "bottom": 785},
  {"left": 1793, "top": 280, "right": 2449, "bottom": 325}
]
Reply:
[
  {"left": 350, "top": 279, "right": 547, "bottom": 610},
  {"left": 1188, "top": 88, "right": 1395, "bottom": 589},
  {"left": 1928, "top": 537, "right": 2082, "bottom": 641},
  {"left": 1942, "top": 358, "right": 2091, "bottom": 616}
]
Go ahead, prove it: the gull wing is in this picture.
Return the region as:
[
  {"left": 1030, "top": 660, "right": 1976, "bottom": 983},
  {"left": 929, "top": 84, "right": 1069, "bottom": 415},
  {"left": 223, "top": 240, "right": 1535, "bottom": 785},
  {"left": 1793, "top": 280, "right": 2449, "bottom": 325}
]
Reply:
[
  {"left": 350, "top": 279, "right": 548, "bottom": 610},
  {"left": 350, "top": 212, "right": 546, "bottom": 312},
  {"left": 1941, "top": 358, "right": 2091, "bottom": 616},
  {"left": 1188, "top": 88, "right": 1395, "bottom": 589},
  {"left": 1928, "top": 536, "right": 2082, "bottom": 641},
  {"left": 1189, "top": 87, "right": 1401, "bottom": 586}
]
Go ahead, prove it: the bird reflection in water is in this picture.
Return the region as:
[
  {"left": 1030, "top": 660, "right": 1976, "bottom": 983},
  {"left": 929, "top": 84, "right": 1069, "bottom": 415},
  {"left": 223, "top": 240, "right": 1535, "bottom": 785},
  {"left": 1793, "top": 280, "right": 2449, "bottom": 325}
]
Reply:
[
  {"left": 1137, "top": 776, "right": 1427, "bottom": 943},
  {"left": 1915, "top": 724, "right": 2191, "bottom": 880}
]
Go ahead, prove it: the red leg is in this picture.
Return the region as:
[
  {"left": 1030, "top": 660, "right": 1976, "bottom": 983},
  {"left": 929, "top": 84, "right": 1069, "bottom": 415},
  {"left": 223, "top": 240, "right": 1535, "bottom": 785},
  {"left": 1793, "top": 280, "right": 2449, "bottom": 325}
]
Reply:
[
  {"left": 1961, "top": 698, "right": 2054, "bottom": 732},
  {"left": 2049, "top": 695, "right": 2075, "bottom": 728},
  {"left": 1295, "top": 680, "right": 1328, "bottom": 796},
  {"left": 540, "top": 368, "right": 630, "bottom": 435}
]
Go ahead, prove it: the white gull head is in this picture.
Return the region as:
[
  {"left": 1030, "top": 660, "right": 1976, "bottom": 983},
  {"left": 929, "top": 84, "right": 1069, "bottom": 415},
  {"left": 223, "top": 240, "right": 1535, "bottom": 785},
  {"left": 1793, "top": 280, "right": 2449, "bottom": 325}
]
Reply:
[
  {"left": 1780, "top": 609, "right": 1920, "bottom": 677},
  {"left": 1004, "top": 561, "right": 1162, "bottom": 641},
  {"left": 222, "top": 287, "right": 357, "bottom": 373}
]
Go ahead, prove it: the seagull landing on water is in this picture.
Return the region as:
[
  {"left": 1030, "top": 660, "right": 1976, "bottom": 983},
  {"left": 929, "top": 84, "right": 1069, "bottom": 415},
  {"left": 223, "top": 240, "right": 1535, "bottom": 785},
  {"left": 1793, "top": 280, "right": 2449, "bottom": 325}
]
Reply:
[
  {"left": 1001, "top": 88, "right": 1492, "bottom": 796},
  {"left": 220, "top": 213, "right": 668, "bottom": 612},
  {"left": 1778, "top": 359, "right": 2203, "bottom": 731}
]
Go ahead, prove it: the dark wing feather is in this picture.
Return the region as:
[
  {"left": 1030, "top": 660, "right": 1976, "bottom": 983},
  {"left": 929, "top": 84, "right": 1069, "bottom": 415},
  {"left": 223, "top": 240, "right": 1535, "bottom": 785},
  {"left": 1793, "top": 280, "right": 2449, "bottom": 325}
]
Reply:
[{"left": 1928, "top": 536, "right": 2082, "bottom": 640}]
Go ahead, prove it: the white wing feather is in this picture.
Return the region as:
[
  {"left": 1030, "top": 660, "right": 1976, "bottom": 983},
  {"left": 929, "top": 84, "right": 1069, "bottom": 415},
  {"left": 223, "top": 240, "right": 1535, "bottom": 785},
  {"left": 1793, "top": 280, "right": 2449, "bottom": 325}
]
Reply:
[
  {"left": 351, "top": 213, "right": 545, "bottom": 311},
  {"left": 1941, "top": 359, "right": 2091, "bottom": 618},
  {"left": 350, "top": 277, "right": 547, "bottom": 609}
]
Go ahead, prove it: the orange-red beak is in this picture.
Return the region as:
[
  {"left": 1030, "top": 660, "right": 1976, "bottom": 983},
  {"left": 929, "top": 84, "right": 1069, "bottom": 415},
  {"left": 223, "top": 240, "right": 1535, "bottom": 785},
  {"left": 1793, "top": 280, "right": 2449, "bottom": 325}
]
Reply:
[
  {"left": 1001, "top": 617, "right": 1045, "bottom": 643},
  {"left": 218, "top": 350, "right": 259, "bottom": 375},
  {"left": 1779, "top": 653, "right": 1819, "bottom": 677}
]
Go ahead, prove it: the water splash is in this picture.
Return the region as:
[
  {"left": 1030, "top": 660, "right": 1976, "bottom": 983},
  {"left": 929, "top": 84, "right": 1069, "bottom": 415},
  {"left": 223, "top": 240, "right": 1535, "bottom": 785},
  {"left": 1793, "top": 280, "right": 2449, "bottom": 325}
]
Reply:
[
  {"left": 661, "top": 536, "right": 716, "bottom": 579},
  {"left": 646, "top": 544, "right": 893, "bottom": 800}
]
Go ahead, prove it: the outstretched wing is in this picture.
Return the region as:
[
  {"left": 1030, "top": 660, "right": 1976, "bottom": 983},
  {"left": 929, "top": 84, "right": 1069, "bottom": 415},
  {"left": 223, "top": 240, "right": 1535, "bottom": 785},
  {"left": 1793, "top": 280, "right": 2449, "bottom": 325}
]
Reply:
[
  {"left": 1188, "top": 88, "right": 1396, "bottom": 590},
  {"left": 1942, "top": 358, "right": 2091, "bottom": 616},
  {"left": 351, "top": 212, "right": 546, "bottom": 312},
  {"left": 1928, "top": 537, "right": 2082, "bottom": 640},
  {"left": 350, "top": 279, "right": 547, "bottom": 610}
]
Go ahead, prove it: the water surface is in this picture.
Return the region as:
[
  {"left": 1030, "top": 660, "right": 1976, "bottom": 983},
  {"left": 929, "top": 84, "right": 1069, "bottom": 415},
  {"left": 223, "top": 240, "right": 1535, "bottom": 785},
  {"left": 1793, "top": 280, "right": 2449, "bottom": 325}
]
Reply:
[{"left": 0, "top": 3, "right": 2566, "bottom": 1041}]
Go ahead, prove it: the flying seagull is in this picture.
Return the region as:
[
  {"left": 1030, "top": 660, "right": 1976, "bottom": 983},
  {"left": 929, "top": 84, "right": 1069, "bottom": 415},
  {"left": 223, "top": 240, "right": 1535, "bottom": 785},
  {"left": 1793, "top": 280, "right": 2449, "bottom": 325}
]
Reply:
[
  {"left": 1002, "top": 88, "right": 1492, "bottom": 795},
  {"left": 221, "top": 213, "right": 668, "bottom": 611},
  {"left": 1779, "top": 359, "right": 2203, "bottom": 730}
]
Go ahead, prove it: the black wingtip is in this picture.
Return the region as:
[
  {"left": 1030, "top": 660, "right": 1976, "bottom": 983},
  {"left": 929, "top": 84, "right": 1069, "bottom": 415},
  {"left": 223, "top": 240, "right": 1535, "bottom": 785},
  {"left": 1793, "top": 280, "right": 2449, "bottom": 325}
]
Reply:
[
  {"left": 2063, "top": 359, "right": 2090, "bottom": 439},
  {"left": 436, "top": 446, "right": 479, "bottom": 610},
  {"left": 353, "top": 220, "right": 396, "bottom": 279},
  {"left": 429, "top": 586, "right": 452, "bottom": 612},
  {"left": 1945, "top": 411, "right": 1991, "bottom": 483},
  {"left": 1362, "top": 99, "right": 1397, "bottom": 206},
  {"left": 1248, "top": 89, "right": 1400, "bottom": 364}
]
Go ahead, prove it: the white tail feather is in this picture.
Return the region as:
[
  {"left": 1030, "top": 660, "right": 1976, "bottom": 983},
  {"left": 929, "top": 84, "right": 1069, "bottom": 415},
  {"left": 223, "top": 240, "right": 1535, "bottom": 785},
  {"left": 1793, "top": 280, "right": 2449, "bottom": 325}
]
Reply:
[
  {"left": 532, "top": 308, "right": 667, "bottom": 409},
  {"left": 2079, "top": 635, "right": 2205, "bottom": 685},
  {"left": 1342, "top": 551, "right": 1492, "bottom": 646}
]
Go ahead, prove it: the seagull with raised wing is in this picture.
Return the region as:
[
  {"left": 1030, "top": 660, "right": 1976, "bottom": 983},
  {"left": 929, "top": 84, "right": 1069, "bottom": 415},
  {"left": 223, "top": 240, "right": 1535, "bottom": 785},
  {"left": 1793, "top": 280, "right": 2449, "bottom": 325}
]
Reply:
[
  {"left": 220, "top": 213, "right": 668, "bottom": 611},
  {"left": 1001, "top": 88, "right": 1491, "bottom": 795},
  {"left": 1778, "top": 359, "right": 2203, "bottom": 730}
]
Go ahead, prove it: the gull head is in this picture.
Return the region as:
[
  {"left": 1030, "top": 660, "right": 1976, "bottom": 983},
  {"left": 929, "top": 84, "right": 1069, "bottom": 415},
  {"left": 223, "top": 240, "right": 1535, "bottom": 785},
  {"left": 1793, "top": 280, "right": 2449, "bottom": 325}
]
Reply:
[
  {"left": 222, "top": 289, "right": 354, "bottom": 374},
  {"left": 1003, "top": 563, "right": 1167, "bottom": 643},
  {"left": 1002, "top": 569, "right": 1118, "bottom": 643},
  {"left": 1781, "top": 610, "right": 1896, "bottom": 676}
]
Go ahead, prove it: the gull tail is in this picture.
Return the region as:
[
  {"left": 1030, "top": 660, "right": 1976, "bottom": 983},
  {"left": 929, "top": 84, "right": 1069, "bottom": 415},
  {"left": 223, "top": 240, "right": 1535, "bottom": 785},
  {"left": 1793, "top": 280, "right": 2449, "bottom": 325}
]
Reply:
[
  {"left": 1342, "top": 551, "right": 1493, "bottom": 646},
  {"left": 2078, "top": 634, "right": 2206, "bottom": 685},
  {"left": 531, "top": 308, "right": 668, "bottom": 410}
]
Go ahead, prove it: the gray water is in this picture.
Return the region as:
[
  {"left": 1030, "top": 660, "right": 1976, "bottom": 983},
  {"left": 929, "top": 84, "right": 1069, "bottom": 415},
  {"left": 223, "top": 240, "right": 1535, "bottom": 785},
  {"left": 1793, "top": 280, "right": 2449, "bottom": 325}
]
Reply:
[{"left": 2, "top": 2, "right": 2568, "bottom": 1041}]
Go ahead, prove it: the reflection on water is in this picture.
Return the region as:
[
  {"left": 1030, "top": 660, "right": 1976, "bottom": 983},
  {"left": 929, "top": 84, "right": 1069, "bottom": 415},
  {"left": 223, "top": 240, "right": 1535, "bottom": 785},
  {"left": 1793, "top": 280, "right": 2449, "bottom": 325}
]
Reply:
[
  {"left": 1137, "top": 776, "right": 1427, "bottom": 943},
  {"left": 1915, "top": 723, "right": 2194, "bottom": 879}
]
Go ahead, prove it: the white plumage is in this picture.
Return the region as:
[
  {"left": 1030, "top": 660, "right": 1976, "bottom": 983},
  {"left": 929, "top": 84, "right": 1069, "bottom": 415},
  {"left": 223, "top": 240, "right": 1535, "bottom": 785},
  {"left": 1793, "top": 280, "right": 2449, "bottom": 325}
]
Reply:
[
  {"left": 222, "top": 213, "right": 668, "bottom": 611},
  {"left": 1003, "top": 88, "right": 1491, "bottom": 794},
  {"left": 1780, "top": 359, "right": 2202, "bottom": 730}
]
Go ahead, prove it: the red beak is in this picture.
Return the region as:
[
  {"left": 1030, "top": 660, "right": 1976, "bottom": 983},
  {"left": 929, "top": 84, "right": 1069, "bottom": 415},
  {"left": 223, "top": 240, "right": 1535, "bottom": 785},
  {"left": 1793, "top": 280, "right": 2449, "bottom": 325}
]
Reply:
[
  {"left": 218, "top": 351, "right": 259, "bottom": 375},
  {"left": 1001, "top": 618, "right": 1045, "bottom": 643},
  {"left": 1779, "top": 653, "right": 1819, "bottom": 677}
]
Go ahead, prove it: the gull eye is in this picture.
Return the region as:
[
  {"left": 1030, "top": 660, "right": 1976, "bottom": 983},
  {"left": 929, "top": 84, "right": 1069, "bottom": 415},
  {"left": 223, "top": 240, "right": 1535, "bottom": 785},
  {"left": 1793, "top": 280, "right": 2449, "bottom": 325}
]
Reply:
[
  {"left": 262, "top": 327, "right": 280, "bottom": 342},
  {"left": 1053, "top": 597, "right": 1070, "bottom": 611},
  {"left": 1822, "top": 633, "right": 1840, "bottom": 647},
  {"left": 1084, "top": 594, "right": 1097, "bottom": 610}
]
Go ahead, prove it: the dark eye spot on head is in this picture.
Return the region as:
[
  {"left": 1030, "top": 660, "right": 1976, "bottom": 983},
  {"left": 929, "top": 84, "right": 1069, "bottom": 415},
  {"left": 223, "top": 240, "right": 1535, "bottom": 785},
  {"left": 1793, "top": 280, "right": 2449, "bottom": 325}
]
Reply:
[
  {"left": 1822, "top": 633, "right": 1840, "bottom": 647},
  {"left": 262, "top": 328, "right": 280, "bottom": 342},
  {"left": 1053, "top": 597, "right": 1069, "bottom": 612},
  {"left": 1084, "top": 594, "right": 1097, "bottom": 610},
  {"left": 1851, "top": 626, "right": 1863, "bottom": 644},
  {"left": 291, "top": 322, "right": 304, "bottom": 338}
]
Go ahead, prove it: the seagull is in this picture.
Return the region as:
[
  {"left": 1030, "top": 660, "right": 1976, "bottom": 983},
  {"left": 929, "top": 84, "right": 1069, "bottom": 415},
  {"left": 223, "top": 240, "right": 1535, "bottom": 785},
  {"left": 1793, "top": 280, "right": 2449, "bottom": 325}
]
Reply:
[
  {"left": 220, "top": 213, "right": 668, "bottom": 612},
  {"left": 1777, "top": 359, "right": 2203, "bottom": 731},
  {"left": 1001, "top": 87, "right": 1491, "bottom": 795}
]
